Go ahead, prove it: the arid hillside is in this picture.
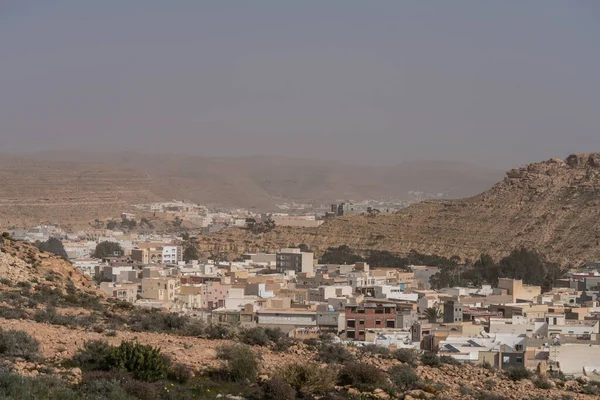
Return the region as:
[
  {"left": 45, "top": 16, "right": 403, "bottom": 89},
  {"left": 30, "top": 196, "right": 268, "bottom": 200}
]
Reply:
[
  {"left": 34, "top": 151, "right": 502, "bottom": 209},
  {"left": 199, "top": 154, "right": 600, "bottom": 265},
  {"left": 0, "top": 155, "right": 164, "bottom": 228}
]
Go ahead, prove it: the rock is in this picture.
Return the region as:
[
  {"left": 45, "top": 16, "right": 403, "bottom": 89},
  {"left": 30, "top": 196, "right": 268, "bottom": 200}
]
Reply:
[
  {"left": 372, "top": 388, "right": 390, "bottom": 399},
  {"left": 71, "top": 367, "right": 82, "bottom": 376}
]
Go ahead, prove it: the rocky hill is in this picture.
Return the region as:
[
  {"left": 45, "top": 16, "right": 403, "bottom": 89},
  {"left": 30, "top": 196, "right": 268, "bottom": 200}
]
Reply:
[
  {"left": 0, "top": 155, "right": 163, "bottom": 228},
  {"left": 0, "top": 234, "right": 97, "bottom": 292},
  {"left": 34, "top": 151, "right": 502, "bottom": 209},
  {"left": 199, "top": 154, "right": 600, "bottom": 265}
]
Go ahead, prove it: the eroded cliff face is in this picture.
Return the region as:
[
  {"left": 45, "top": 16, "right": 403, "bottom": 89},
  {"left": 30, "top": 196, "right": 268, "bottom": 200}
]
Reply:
[{"left": 199, "top": 154, "right": 600, "bottom": 265}]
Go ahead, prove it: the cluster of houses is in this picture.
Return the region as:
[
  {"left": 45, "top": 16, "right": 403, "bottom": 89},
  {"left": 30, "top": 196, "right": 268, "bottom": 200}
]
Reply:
[{"left": 86, "top": 245, "right": 600, "bottom": 379}]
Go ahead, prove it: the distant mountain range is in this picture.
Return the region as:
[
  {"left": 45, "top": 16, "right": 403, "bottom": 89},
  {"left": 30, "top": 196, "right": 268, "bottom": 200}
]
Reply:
[
  {"left": 0, "top": 151, "right": 500, "bottom": 227},
  {"left": 32, "top": 150, "right": 502, "bottom": 205},
  {"left": 198, "top": 153, "right": 600, "bottom": 266}
]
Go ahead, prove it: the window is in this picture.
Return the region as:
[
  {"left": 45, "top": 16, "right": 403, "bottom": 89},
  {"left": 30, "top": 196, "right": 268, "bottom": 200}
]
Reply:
[
  {"left": 347, "top": 330, "right": 355, "bottom": 339},
  {"left": 359, "top": 319, "right": 365, "bottom": 325},
  {"left": 516, "top": 357, "right": 523, "bottom": 364},
  {"left": 376, "top": 320, "right": 381, "bottom": 325},
  {"left": 358, "top": 330, "right": 365, "bottom": 337},
  {"left": 347, "top": 320, "right": 356, "bottom": 328},
  {"left": 386, "top": 320, "right": 395, "bottom": 328}
]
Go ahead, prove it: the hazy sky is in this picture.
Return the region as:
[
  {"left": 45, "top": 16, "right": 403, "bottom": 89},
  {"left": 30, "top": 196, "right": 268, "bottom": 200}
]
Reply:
[{"left": 1, "top": 1, "right": 599, "bottom": 168}]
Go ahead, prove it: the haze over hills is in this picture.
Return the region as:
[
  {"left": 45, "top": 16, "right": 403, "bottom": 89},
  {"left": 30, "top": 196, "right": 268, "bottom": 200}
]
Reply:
[
  {"left": 33, "top": 151, "right": 502, "bottom": 205},
  {"left": 199, "top": 153, "right": 600, "bottom": 266}
]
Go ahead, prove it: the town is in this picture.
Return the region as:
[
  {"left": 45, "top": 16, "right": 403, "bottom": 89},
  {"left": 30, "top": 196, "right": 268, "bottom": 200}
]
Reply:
[{"left": 12, "top": 215, "right": 600, "bottom": 382}]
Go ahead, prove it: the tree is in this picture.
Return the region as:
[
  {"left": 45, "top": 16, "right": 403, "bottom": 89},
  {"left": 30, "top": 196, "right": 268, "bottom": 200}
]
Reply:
[
  {"left": 423, "top": 307, "right": 442, "bottom": 323},
  {"left": 34, "top": 237, "right": 68, "bottom": 260},
  {"left": 319, "top": 245, "right": 363, "bottom": 265},
  {"left": 93, "top": 241, "right": 124, "bottom": 258},
  {"left": 183, "top": 245, "right": 199, "bottom": 262},
  {"left": 106, "top": 220, "right": 118, "bottom": 230},
  {"left": 298, "top": 243, "right": 311, "bottom": 253}
]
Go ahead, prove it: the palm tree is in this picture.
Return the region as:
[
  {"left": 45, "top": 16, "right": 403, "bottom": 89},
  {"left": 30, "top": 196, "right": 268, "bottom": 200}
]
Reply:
[{"left": 423, "top": 307, "right": 443, "bottom": 323}]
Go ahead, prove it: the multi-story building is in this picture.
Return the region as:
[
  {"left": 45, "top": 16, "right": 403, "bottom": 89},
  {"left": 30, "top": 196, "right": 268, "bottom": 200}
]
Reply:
[
  {"left": 141, "top": 277, "right": 180, "bottom": 302},
  {"left": 162, "top": 245, "right": 182, "bottom": 265},
  {"left": 443, "top": 300, "right": 463, "bottom": 323},
  {"left": 345, "top": 302, "right": 397, "bottom": 340},
  {"left": 276, "top": 248, "right": 314, "bottom": 274}
]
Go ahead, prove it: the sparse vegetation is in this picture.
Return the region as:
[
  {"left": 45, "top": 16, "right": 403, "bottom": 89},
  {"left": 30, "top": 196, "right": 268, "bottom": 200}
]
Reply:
[
  {"left": 216, "top": 343, "right": 258, "bottom": 382},
  {"left": 318, "top": 343, "right": 354, "bottom": 364},
  {"left": 0, "top": 328, "right": 41, "bottom": 361},
  {"left": 277, "top": 362, "right": 337, "bottom": 397},
  {"left": 389, "top": 364, "right": 420, "bottom": 392},
  {"left": 505, "top": 366, "right": 532, "bottom": 381},
  {"left": 337, "top": 362, "right": 388, "bottom": 392}
]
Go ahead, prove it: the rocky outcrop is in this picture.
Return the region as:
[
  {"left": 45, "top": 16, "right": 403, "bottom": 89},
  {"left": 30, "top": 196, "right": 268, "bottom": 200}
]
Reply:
[
  {"left": 0, "top": 237, "right": 97, "bottom": 292},
  {"left": 200, "top": 154, "right": 600, "bottom": 265}
]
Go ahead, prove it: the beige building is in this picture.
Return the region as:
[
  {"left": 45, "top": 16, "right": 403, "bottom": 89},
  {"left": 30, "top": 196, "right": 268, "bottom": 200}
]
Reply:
[
  {"left": 141, "top": 277, "right": 180, "bottom": 301},
  {"left": 498, "top": 278, "right": 542, "bottom": 302}
]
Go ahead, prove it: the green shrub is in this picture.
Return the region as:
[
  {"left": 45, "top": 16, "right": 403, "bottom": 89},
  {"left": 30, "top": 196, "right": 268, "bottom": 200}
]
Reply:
[
  {"left": 439, "top": 355, "right": 461, "bottom": 365},
  {"left": 79, "top": 378, "right": 134, "bottom": 399},
  {"left": 105, "top": 341, "right": 169, "bottom": 382},
  {"left": 72, "top": 340, "right": 112, "bottom": 371},
  {"left": 216, "top": 343, "right": 259, "bottom": 382},
  {"left": 240, "top": 327, "right": 270, "bottom": 346},
  {"left": 505, "top": 366, "right": 531, "bottom": 381},
  {"left": 533, "top": 378, "right": 552, "bottom": 389},
  {"left": 360, "top": 344, "right": 391, "bottom": 358},
  {"left": 389, "top": 364, "right": 420, "bottom": 392},
  {"left": 278, "top": 362, "right": 337, "bottom": 397},
  {"left": 0, "top": 328, "right": 41, "bottom": 361},
  {"left": 393, "top": 348, "right": 420, "bottom": 365},
  {"left": 318, "top": 343, "right": 354, "bottom": 364},
  {"left": 129, "top": 309, "right": 187, "bottom": 333},
  {"left": 338, "top": 362, "right": 387, "bottom": 392},
  {"left": 420, "top": 352, "right": 441, "bottom": 367},
  {"left": 181, "top": 318, "right": 205, "bottom": 337},
  {"left": 262, "top": 378, "right": 297, "bottom": 400},
  {"left": 205, "top": 323, "right": 238, "bottom": 339},
  {"left": 0, "top": 372, "right": 78, "bottom": 400},
  {"left": 481, "top": 361, "right": 494, "bottom": 370}
]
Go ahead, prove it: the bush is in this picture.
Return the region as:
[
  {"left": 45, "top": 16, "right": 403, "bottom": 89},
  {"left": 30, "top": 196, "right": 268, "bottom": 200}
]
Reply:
[
  {"left": 79, "top": 378, "right": 134, "bottom": 399},
  {"left": 318, "top": 343, "right": 354, "bottom": 364},
  {"left": 72, "top": 340, "right": 112, "bottom": 371},
  {"left": 216, "top": 344, "right": 258, "bottom": 382},
  {"left": 360, "top": 344, "right": 391, "bottom": 358},
  {"left": 262, "top": 378, "right": 297, "bottom": 400},
  {"left": 205, "top": 323, "right": 238, "bottom": 339},
  {"left": 264, "top": 327, "right": 285, "bottom": 342},
  {"left": 394, "top": 348, "right": 420, "bottom": 365},
  {"left": 338, "top": 362, "right": 387, "bottom": 392},
  {"left": 0, "top": 372, "right": 79, "bottom": 400},
  {"left": 439, "top": 355, "right": 461, "bottom": 365},
  {"left": 105, "top": 341, "right": 170, "bottom": 382},
  {"left": 180, "top": 318, "right": 205, "bottom": 337},
  {"left": 167, "top": 363, "right": 193, "bottom": 384},
  {"left": 278, "top": 362, "right": 337, "bottom": 397},
  {"left": 421, "top": 352, "right": 441, "bottom": 367},
  {"left": 533, "top": 378, "right": 552, "bottom": 389},
  {"left": 240, "top": 327, "right": 270, "bottom": 346},
  {"left": 481, "top": 361, "right": 494, "bottom": 370},
  {"left": 505, "top": 366, "right": 531, "bottom": 381},
  {"left": 129, "top": 309, "right": 187, "bottom": 333},
  {"left": 0, "top": 328, "right": 41, "bottom": 361},
  {"left": 389, "top": 364, "right": 420, "bottom": 392}
]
